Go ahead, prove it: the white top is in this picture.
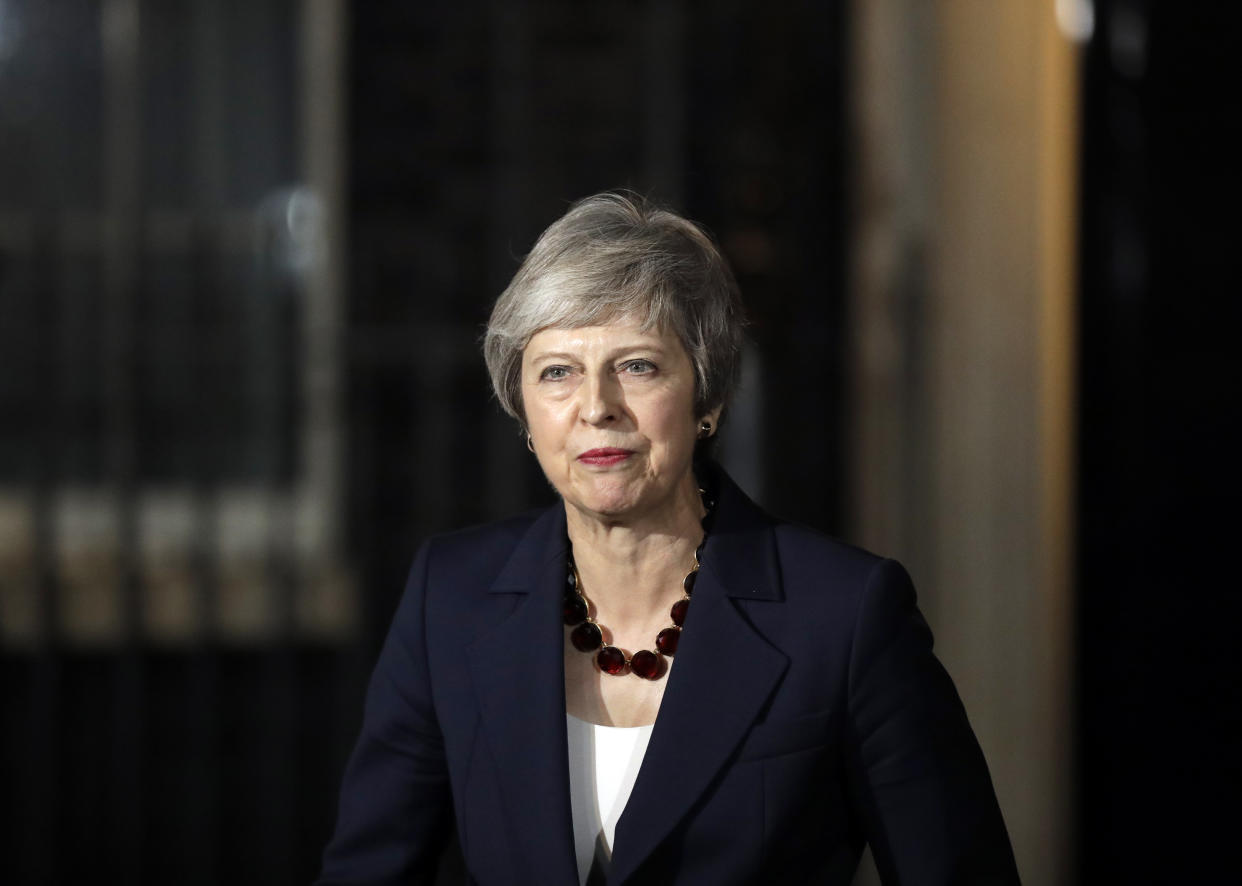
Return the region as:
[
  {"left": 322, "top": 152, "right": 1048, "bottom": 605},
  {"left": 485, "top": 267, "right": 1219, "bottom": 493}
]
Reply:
[{"left": 566, "top": 714, "right": 655, "bottom": 886}]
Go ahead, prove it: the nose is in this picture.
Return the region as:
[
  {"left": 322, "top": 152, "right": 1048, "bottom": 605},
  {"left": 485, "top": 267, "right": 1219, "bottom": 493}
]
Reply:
[{"left": 580, "top": 371, "right": 621, "bottom": 426}]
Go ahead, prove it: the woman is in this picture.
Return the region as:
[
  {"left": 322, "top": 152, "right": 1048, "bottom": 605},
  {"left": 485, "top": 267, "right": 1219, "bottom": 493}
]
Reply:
[{"left": 319, "top": 194, "right": 1019, "bottom": 885}]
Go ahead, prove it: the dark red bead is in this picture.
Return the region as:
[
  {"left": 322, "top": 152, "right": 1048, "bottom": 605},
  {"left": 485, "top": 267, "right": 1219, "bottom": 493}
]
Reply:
[
  {"left": 597, "top": 645, "right": 627, "bottom": 675},
  {"left": 682, "top": 570, "right": 698, "bottom": 594},
  {"left": 562, "top": 595, "right": 588, "bottom": 625},
  {"left": 670, "top": 598, "right": 689, "bottom": 626},
  {"left": 571, "top": 621, "right": 603, "bottom": 652},
  {"left": 655, "top": 627, "right": 680, "bottom": 656},
  {"left": 629, "top": 650, "right": 663, "bottom": 680}
]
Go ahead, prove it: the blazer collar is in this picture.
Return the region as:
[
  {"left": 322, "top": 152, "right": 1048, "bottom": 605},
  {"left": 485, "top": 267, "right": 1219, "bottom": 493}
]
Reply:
[
  {"left": 467, "top": 468, "right": 788, "bottom": 885},
  {"left": 694, "top": 461, "right": 784, "bottom": 602},
  {"left": 488, "top": 502, "right": 569, "bottom": 593}
]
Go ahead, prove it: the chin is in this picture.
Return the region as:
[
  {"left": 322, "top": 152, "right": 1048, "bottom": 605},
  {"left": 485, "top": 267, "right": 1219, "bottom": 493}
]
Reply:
[
  {"left": 579, "top": 493, "right": 639, "bottom": 519},
  {"left": 570, "top": 482, "right": 645, "bottom": 520},
  {"left": 561, "top": 467, "right": 674, "bottom": 521}
]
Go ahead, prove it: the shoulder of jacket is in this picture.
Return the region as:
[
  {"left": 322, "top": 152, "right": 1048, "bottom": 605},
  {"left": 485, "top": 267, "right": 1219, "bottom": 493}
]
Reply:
[
  {"left": 769, "top": 520, "right": 895, "bottom": 599},
  {"left": 410, "top": 505, "right": 559, "bottom": 605},
  {"left": 420, "top": 506, "right": 549, "bottom": 559}
]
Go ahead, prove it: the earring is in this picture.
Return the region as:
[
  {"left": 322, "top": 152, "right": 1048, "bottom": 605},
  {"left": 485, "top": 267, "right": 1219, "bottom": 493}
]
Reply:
[
  {"left": 698, "top": 420, "right": 713, "bottom": 439},
  {"left": 526, "top": 434, "right": 535, "bottom": 453}
]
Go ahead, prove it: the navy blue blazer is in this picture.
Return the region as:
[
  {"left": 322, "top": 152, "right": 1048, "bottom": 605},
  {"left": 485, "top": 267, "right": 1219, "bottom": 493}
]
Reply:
[{"left": 319, "top": 469, "right": 1019, "bottom": 885}]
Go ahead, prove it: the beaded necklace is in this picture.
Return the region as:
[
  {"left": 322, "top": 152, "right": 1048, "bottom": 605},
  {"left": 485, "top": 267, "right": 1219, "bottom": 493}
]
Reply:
[
  {"left": 562, "top": 488, "right": 712, "bottom": 680},
  {"left": 562, "top": 545, "right": 699, "bottom": 680}
]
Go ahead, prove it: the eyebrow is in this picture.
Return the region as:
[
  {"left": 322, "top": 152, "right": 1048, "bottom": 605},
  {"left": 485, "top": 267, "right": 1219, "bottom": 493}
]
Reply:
[{"left": 526, "top": 343, "right": 669, "bottom": 364}]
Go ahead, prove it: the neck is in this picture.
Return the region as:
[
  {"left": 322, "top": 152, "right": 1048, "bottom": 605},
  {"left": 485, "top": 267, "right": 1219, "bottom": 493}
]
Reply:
[{"left": 564, "top": 476, "right": 704, "bottom": 624}]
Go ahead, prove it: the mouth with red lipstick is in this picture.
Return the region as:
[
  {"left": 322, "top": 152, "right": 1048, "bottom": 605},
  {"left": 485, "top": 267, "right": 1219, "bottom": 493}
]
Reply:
[{"left": 577, "top": 447, "right": 635, "bottom": 467}]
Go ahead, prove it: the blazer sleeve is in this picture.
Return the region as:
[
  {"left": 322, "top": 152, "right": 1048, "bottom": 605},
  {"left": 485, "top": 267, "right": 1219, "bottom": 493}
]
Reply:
[
  {"left": 318, "top": 541, "right": 452, "bottom": 885},
  {"left": 844, "top": 559, "right": 1021, "bottom": 885}
]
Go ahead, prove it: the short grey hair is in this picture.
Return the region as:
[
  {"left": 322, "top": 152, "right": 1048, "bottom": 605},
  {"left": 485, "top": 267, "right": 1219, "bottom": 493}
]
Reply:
[{"left": 484, "top": 192, "right": 746, "bottom": 427}]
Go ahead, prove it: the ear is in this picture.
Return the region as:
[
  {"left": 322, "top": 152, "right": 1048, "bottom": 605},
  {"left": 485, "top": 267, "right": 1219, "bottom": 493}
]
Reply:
[{"left": 698, "top": 407, "right": 724, "bottom": 438}]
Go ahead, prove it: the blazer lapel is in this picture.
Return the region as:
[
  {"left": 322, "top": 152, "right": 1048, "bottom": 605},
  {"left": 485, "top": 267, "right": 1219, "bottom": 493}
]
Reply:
[
  {"left": 610, "top": 475, "right": 789, "bottom": 885},
  {"left": 466, "top": 506, "right": 580, "bottom": 886}
]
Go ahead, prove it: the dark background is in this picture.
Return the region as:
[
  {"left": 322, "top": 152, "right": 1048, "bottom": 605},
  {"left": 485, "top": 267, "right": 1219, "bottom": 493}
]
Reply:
[
  {"left": 1075, "top": 2, "right": 1239, "bottom": 881},
  {"left": 0, "top": 0, "right": 1237, "bottom": 883}
]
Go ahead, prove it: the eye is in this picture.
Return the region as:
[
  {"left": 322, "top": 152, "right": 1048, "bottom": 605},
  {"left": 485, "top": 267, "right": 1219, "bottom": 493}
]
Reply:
[
  {"left": 621, "top": 359, "right": 656, "bottom": 375},
  {"left": 539, "top": 365, "right": 571, "bottom": 381}
]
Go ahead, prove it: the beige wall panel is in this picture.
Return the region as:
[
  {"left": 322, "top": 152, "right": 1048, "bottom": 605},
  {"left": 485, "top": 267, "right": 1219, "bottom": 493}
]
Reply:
[{"left": 849, "top": 1, "right": 1077, "bottom": 882}]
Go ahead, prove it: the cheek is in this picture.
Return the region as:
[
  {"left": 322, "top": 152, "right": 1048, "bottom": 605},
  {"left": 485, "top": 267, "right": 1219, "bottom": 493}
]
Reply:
[
  {"left": 647, "top": 407, "right": 698, "bottom": 455},
  {"left": 524, "top": 399, "right": 571, "bottom": 448}
]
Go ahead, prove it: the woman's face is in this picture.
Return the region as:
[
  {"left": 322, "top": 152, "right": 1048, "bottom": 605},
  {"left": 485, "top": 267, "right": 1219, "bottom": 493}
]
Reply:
[{"left": 521, "top": 317, "right": 716, "bottom": 524}]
